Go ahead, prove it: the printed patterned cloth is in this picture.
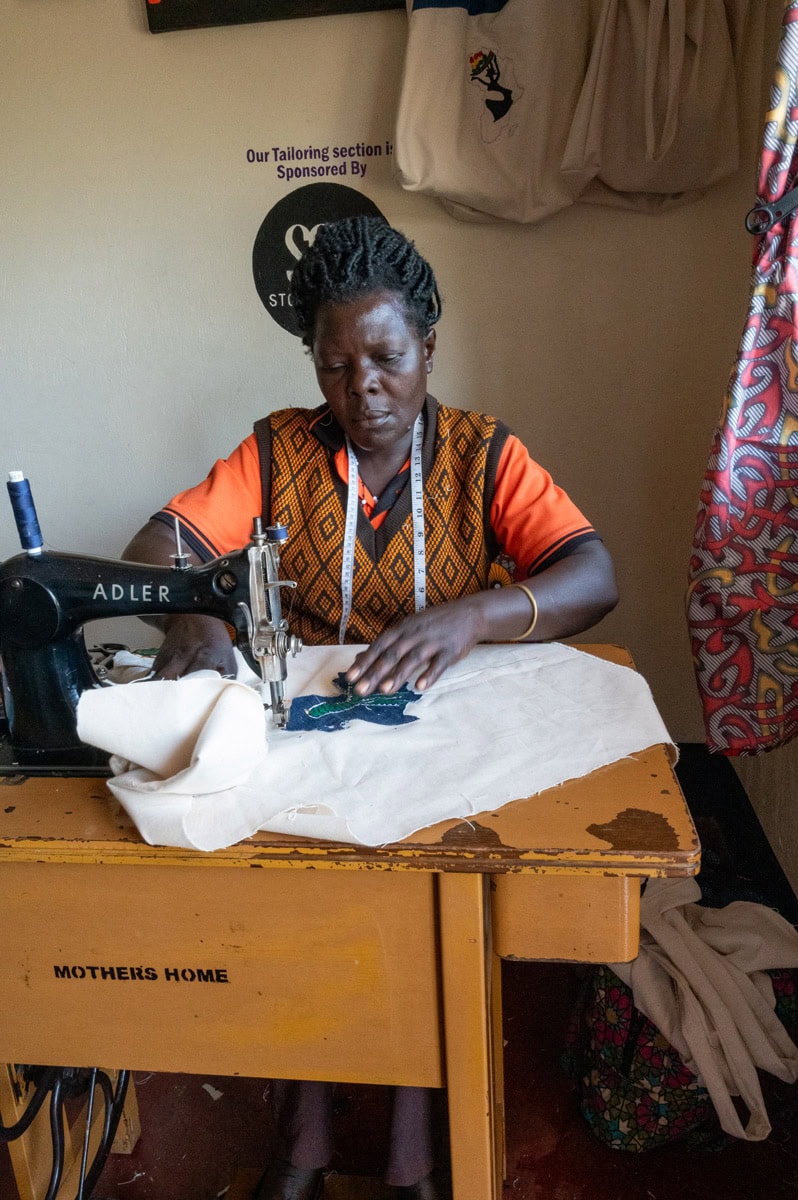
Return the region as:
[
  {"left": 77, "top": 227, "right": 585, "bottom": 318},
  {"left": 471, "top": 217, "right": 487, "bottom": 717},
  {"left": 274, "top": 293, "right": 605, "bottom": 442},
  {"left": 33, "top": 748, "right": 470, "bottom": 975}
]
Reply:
[
  {"left": 563, "top": 963, "right": 715, "bottom": 1152},
  {"left": 687, "top": 3, "right": 798, "bottom": 754},
  {"left": 563, "top": 964, "right": 798, "bottom": 1153}
]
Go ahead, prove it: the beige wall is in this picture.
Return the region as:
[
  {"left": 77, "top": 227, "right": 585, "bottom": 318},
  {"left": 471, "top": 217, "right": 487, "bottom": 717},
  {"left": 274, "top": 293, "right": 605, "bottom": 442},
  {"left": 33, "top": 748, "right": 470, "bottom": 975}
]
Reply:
[{"left": 2, "top": 0, "right": 795, "bottom": 883}]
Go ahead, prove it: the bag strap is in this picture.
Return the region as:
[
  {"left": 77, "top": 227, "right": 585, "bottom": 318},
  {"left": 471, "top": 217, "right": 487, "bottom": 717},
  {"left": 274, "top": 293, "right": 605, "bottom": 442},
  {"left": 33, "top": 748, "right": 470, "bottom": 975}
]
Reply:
[{"left": 253, "top": 416, "right": 272, "bottom": 523}]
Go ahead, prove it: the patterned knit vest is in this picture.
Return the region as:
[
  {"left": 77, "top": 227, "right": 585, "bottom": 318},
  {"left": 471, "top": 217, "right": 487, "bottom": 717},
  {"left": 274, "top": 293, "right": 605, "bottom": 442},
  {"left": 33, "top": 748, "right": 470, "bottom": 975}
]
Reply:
[{"left": 254, "top": 400, "right": 508, "bottom": 645}]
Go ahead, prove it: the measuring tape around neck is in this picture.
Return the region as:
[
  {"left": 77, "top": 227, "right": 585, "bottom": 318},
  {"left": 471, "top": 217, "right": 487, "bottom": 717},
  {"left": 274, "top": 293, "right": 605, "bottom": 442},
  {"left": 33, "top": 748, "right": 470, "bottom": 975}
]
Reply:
[
  {"left": 339, "top": 412, "right": 426, "bottom": 644},
  {"left": 408, "top": 412, "right": 427, "bottom": 611}
]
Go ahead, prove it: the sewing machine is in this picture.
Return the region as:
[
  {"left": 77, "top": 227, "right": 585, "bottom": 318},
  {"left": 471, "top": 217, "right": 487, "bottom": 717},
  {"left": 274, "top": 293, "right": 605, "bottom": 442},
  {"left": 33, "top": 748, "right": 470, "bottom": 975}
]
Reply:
[{"left": 0, "top": 475, "right": 302, "bottom": 773}]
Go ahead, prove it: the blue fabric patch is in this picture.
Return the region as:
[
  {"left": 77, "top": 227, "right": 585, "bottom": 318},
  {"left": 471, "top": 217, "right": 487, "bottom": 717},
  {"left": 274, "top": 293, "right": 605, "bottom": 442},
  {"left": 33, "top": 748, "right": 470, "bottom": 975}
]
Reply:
[
  {"left": 413, "top": 0, "right": 509, "bottom": 13},
  {"left": 286, "top": 673, "right": 420, "bottom": 733}
]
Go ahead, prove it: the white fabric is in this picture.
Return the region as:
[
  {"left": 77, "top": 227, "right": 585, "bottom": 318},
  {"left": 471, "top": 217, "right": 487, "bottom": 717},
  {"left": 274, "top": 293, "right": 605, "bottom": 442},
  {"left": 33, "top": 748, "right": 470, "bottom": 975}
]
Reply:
[
  {"left": 77, "top": 642, "right": 673, "bottom": 852},
  {"left": 78, "top": 672, "right": 273, "bottom": 851},
  {"left": 609, "top": 877, "right": 798, "bottom": 1141}
]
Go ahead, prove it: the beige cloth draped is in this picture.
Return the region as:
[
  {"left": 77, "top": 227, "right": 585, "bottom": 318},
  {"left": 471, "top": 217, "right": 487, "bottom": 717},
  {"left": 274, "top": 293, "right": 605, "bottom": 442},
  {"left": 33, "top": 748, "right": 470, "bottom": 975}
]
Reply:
[{"left": 609, "top": 877, "right": 798, "bottom": 1141}]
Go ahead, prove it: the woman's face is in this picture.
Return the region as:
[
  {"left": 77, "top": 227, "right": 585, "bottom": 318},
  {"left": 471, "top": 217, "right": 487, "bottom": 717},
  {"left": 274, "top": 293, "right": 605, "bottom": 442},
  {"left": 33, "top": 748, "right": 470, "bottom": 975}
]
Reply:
[{"left": 311, "top": 289, "right": 435, "bottom": 462}]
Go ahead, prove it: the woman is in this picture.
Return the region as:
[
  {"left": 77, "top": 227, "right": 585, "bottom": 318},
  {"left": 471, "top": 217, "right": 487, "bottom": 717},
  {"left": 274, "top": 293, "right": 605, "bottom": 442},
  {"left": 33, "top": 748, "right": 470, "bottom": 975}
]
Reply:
[{"left": 124, "top": 216, "right": 618, "bottom": 1200}]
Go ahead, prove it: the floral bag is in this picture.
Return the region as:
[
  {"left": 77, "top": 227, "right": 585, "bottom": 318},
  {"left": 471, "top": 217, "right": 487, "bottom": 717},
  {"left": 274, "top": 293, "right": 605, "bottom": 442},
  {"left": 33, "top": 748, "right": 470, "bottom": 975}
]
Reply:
[
  {"left": 562, "top": 964, "right": 714, "bottom": 1151},
  {"left": 563, "top": 964, "right": 798, "bottom": 1152}
]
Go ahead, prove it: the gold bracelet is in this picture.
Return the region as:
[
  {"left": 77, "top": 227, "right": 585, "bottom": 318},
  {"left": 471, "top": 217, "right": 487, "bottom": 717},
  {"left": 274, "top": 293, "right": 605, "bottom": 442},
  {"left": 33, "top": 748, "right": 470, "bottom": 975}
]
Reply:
[{"left": 510, "top": 583, "right": 538, "bottom": 641}]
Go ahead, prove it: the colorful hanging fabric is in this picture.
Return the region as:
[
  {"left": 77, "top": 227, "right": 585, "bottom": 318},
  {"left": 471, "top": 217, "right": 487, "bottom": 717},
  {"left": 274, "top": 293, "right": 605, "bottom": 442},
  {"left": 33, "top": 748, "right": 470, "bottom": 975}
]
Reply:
[{"left": 687, "top": 2, "right": 798, "bottom": 754}]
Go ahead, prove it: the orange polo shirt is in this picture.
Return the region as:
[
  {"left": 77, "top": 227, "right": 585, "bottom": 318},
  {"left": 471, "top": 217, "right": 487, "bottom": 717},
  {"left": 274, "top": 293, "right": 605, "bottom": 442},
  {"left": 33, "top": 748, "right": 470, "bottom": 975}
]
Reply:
[{"left": 156, "top": 425, "right": 595, "bottom": 581}]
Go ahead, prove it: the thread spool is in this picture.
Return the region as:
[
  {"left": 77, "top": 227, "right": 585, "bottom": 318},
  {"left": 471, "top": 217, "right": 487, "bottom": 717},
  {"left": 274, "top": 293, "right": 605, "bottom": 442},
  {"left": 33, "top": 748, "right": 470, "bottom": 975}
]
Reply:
[{"left": 7, "top": 471, "right": 43, "bottom": 555}]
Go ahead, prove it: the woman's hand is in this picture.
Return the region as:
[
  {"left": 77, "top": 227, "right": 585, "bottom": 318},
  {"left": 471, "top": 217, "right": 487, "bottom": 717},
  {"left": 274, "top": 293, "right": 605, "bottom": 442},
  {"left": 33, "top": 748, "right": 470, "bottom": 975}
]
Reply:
[
  {"left": 122, "top": 520, "right": 236, "bottom": 680},
  {"left": 346, "top": 595, "right": 489, "bottom": 695},
  {"left": 346, "top": 539, "right": 618, "bottom": 696},
  {"left": 151, "top": 614, "right": 236, "bottom": 680}
]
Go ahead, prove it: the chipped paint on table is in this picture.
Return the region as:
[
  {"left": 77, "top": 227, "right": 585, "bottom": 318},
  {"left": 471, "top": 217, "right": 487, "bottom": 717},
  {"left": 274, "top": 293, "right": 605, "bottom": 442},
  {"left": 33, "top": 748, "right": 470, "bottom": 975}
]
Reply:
[{"left": 0, "top": 645, "right": 698, "bottom": 1200}]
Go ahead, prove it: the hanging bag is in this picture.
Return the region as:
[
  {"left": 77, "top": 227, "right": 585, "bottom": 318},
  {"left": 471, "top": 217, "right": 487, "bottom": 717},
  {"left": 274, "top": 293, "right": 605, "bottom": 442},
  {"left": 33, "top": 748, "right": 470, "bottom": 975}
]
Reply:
[
  {"left": 563, "top": 0, "right": 741, "bottom": 208},
  {"left": 394, "top": 0, "right": 595, "bottom": 224},
  {"left": 687, "top": 2, "right": 798, "bottom": 753}
]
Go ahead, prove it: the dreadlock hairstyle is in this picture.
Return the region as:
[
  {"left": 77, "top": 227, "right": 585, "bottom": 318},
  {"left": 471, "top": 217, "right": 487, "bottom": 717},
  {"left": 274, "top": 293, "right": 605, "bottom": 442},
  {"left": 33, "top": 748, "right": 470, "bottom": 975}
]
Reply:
[{"left": 289, "top": 215, "right": 442, "bottom": 348}]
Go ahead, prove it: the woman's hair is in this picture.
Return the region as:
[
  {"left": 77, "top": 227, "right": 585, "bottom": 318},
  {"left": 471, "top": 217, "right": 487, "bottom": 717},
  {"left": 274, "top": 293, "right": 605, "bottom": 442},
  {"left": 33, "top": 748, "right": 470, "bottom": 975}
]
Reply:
[{"left": 289, "top": 215, "right": 442, "bottom": 347}]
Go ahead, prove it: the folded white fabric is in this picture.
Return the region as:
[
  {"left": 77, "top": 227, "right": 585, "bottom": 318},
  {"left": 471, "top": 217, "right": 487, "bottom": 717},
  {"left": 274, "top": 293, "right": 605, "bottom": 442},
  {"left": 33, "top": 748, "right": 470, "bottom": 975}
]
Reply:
[
  {"left": 77, "top": 642, "right": 673, "bottom": 851},
  {"left": 78, "top": 671, "right": 274, "bottom": 850},
  {"left": 609, "top": 877, "right": 798, "bottom": 1141}
]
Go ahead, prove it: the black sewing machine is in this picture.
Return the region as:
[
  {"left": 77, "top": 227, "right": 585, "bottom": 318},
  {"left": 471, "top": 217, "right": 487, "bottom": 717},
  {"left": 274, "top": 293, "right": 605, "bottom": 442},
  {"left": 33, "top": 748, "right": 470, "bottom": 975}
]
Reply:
[{"left": 0, "top": 474, "right": 302, "bottom": 774}]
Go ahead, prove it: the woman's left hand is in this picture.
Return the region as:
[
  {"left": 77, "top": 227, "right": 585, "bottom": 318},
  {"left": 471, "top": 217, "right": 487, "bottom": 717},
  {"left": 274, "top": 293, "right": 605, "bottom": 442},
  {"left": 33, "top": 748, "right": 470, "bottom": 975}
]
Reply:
[
  {"left": 346, "top": 595, "right": 487, "bottom": 695},
  {"left": 345, "top": 540, "right": 619, "bottom": 695}
]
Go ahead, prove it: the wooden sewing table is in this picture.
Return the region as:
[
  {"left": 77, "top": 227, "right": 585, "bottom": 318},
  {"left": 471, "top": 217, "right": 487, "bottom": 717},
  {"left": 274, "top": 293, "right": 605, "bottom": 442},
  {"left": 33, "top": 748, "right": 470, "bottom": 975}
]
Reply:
[{"left": 0, "top": 646, "right": 699, "bottom": 1200}]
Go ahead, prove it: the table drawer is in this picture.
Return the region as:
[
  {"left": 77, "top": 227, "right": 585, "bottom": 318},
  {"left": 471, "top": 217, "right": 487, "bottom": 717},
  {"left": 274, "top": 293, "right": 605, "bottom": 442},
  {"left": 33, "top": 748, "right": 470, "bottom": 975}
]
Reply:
[
  {"left": 0, "top": 862, "right": 444, "bottom": 1087},
  {"left": 491, "top": 873, "right": 641, "bottom": 962}
]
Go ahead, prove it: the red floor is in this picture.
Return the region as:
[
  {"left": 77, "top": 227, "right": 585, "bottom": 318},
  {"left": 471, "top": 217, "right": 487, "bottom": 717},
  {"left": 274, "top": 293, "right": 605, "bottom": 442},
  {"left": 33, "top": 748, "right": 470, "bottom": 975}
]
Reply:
[{"left": 3, "top": 961, "right": 796, "bottom": 1199}]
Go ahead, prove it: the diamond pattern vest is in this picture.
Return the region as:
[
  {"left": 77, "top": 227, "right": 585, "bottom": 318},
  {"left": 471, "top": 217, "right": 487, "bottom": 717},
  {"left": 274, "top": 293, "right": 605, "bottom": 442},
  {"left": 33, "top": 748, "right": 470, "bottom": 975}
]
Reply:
[{"left": 254, "top": 399, "right": 509, "bottom": 645}]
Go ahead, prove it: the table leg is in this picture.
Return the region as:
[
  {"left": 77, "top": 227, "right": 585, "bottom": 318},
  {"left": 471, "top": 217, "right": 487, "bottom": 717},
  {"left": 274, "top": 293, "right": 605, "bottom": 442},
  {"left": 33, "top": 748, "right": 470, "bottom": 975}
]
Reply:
[
  {"left": 437, "top": 874, "right": 502, "bottom": 1200},
  {"left": 490, "top": 949, "right": 506, "bottom": 1185}
]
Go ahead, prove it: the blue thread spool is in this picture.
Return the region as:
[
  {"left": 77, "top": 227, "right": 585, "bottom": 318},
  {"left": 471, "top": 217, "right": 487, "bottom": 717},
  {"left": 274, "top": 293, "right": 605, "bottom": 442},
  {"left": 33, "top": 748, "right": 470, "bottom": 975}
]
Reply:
[{"left": 7, "top": 471, "right": 43, "bottom": 555}]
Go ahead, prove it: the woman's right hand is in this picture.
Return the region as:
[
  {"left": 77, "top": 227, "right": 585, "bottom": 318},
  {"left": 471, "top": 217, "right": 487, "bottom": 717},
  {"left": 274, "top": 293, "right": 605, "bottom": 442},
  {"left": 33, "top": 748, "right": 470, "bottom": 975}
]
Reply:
[
  {"left": 152, "top": 614, "right": 236, "bottom": 680},
  {"left": 122, "top": 520, "right": 236, "bottom": 680}
]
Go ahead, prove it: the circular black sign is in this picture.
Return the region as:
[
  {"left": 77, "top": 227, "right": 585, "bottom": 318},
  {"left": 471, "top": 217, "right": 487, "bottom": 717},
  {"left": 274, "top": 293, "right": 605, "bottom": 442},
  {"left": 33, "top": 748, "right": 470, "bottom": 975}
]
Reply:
[{"left": 252, "top": 184, "right": 386, "bottom": 336}]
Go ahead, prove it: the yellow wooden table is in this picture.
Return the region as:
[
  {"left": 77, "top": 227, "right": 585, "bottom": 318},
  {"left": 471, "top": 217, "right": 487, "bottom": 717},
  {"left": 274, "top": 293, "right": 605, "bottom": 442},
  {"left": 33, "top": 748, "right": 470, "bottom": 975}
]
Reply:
[{"left": 0, "top": 646, "right": 698, "bottom": 1200}]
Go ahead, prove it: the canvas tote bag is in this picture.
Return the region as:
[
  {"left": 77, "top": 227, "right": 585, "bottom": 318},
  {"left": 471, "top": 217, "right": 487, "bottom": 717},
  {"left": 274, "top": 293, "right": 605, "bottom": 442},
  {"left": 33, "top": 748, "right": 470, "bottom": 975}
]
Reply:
[
  {"left": 394, "top": 0, "right": 594, "bottom": 224},
  {"left": 563, "top": 0, "right": 741, "bottom": 209}
]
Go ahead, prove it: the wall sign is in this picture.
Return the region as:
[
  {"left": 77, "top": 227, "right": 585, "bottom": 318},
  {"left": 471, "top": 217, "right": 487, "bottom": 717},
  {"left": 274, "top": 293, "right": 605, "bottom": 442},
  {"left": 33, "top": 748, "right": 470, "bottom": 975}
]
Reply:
[
  {"left": 146, "top": 0, "right": 402, "bottom": 33},
  {"left": 252, "top": 182, "right": 387, "bottom": 335}
]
